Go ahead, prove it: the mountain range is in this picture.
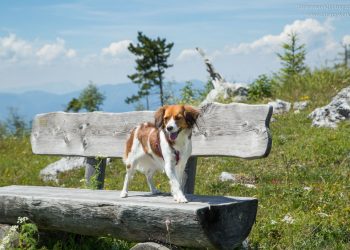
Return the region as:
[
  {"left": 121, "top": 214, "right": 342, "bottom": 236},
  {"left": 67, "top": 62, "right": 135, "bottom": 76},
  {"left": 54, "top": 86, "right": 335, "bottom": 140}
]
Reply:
[{"left": 0, "top": 81, "right": 204, "bottom": 122}]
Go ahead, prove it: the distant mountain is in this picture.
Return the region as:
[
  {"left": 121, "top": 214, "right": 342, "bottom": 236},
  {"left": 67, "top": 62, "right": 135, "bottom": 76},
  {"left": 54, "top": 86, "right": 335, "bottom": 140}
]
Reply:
[{"left": 0, "top": 81, "right": 204, "bottom": 122}]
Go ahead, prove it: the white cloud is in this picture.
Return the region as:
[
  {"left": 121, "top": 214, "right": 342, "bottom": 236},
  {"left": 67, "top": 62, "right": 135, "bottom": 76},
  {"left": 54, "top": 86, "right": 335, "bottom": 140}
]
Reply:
[
  {"left": 343, "top": 35, "right": 350, "bottom": 45},
  {"left": 0, "top": 34, "right": 32, "bottom": 62},
  {"left": 101, "top": 40, "right": 132, "bottom": 57},
  {"left": 36, "top": 38, "right": 76, "bottom": 63},
  {"left": 66, "top": 49, "right": 77, "bottom": 58},
  {"left": 229, "top": 18, "right": 331, "bottom": 55},
  {"left": 177, "top": 48, "right": 199, "bottom": 61}
]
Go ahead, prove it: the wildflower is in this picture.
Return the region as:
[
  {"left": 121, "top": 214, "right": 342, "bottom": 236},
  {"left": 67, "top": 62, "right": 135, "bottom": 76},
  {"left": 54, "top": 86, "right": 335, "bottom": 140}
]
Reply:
[
  {"left": 281, "top": 214, "right": 294, "bottom": 224},
  {"left": 303, "top": 186, "right": 312, "bottom": 191},
  {"left": 17, "top": 216, "right": 29, "bottom": 225},
  {"left": 271, "top": 220, "right": 277, "bottom": 225}
]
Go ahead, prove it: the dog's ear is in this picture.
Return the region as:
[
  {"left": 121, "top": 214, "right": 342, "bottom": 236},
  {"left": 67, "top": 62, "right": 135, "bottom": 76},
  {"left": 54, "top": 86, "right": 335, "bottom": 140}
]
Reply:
[
  {"left": 154, "top": 106, "right": 166, "bottom": 128},
  {"left": 184, "top": 105, "right": 200, "bottom": 128}
]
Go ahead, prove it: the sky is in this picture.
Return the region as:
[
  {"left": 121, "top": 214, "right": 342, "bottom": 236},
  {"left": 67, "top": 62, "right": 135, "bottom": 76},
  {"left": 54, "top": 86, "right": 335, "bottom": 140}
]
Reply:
[{"left": 1, "top": 0, "right": 350, "bottom": 93}]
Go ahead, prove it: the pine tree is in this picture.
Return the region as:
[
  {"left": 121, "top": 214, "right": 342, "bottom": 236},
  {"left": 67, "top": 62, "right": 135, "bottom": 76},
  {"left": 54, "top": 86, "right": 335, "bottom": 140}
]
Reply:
[
  {"left": 277, "top": 32, "right": 307, "bottom": 82},
  {"left": 126, "top": 32, "right": 174, "bottom": 108},
  {"left": 66, "top": 82, "right": 105, "bottom": 112}
]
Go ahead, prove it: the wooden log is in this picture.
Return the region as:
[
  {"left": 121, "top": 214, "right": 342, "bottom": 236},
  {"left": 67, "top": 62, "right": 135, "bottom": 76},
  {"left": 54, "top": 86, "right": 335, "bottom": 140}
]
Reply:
[
  {"left": 30, "top": 102, "right": 272, "bottom": 159},
  {"left": 85, "top": 157, "right": 106, "bottom": 189},
  {"left": 0, "top": 185, "right": 258, "bottom": 249}
]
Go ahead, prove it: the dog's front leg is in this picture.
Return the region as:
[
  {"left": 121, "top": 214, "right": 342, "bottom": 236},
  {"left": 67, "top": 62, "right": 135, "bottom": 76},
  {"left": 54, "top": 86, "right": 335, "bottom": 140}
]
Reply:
[{"left": 164, "top": 161, "right": 188, "bottom": 203}]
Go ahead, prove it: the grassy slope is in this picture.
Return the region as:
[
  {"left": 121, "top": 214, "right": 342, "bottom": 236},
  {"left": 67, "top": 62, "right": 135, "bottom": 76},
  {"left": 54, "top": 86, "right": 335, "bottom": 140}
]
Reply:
[
  {"left": 1, "top": 69, "right": 350, "bottom": 249},
  {"left": 1, "top": 111, "right": 349, "bottom": 249}
]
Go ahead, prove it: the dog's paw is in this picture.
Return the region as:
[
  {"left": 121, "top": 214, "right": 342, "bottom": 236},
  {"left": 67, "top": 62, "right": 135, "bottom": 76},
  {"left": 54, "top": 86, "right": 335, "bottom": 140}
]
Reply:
[
  {"left": 174, "top": 194, "right": 188, "bottom": 203},
  {"left": 120, "top": 191, "right": 128, "bottom": 198}
]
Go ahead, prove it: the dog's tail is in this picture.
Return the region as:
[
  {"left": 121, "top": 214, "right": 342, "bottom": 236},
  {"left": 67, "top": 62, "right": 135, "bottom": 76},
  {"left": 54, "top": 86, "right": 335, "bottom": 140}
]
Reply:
[{"left": 123, "top": 127, "right": 136, "bottom": 166}]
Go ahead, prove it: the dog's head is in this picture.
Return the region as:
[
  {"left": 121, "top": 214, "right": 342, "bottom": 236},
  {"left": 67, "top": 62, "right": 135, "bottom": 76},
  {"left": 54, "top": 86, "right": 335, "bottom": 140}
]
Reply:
[{"left": 155, "top": 105, "right": 200, "bottom": 141}]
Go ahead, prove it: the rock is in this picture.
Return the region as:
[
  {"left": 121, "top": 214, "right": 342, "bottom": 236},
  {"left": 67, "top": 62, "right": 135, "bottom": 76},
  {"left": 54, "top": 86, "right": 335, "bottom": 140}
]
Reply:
[
  {"left": 219, "top": 172, "right": 256, "bottom": 185},
  {"left": 308, "top": 86, "right": 350, "bottom": 128},
  {"left": 268, "top": 99, "right": 291, "bottom": 114},
  {"left": 196, "top": 47, "right": 248, "bottom": 104},
  {"left": 131, "top": 242, "right": 170, "bottom": 250},
  {"left": 0, "top": 224, "right": 19, "bottom": 248},
  {"left": 40, "top": 157, "right": 87, "bottom": 182},
  {"left": 40, "top": 157, "right": 112, "bottom": 184},
  {"left": 293, "top": 101, "right": 309, "bottom": 110},
  {"left": 0, "top": 224, "right": 11, "bottom": 240},
  {"left": 219, "top": 172, "right": 236, "bottom": 182}
]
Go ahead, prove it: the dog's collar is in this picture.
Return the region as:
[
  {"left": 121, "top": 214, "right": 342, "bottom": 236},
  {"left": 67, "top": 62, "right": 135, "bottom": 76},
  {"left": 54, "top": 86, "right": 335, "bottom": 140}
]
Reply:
[{"left": 156, "top": 135, "right": 180, "bottom": 165}]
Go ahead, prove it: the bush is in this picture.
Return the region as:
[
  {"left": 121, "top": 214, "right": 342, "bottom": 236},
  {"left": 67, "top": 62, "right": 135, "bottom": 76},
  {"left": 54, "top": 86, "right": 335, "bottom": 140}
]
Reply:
[{"left": 248, "top": 74, "right": 275, "bottom": 101}]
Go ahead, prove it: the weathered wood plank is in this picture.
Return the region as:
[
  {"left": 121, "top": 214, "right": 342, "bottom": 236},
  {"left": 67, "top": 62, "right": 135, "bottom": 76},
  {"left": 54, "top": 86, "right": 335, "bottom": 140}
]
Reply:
[
  {"left": 0, "top": 185, "right": 257, "bottom": 249},
  {"left": 30, "top": 102, "right": 272, "bottom": 158}
]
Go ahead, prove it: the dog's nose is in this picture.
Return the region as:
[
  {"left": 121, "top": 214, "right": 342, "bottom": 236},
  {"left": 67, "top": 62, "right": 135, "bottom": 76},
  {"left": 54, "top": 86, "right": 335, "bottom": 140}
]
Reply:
[{"left": 166, "top": 126, "right": 173, "bottom": 132}]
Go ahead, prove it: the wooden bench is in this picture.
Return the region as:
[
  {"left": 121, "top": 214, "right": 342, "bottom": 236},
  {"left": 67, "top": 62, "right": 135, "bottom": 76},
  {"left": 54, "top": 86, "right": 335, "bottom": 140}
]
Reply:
[{"left": 0, "top": 102, "right": 272, "bottom": 249}]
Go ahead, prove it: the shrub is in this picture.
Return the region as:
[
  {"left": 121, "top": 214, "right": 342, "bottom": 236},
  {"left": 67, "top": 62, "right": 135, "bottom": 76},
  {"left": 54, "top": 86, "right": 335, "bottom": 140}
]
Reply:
[{"left": 248, "top": 74, "right": 275, "bottom": 101}]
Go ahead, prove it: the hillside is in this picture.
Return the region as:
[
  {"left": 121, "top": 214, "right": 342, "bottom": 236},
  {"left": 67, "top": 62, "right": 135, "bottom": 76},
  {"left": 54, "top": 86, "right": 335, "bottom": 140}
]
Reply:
[{"left": 0, "top": 68, "right": 349, "bottom": 249}]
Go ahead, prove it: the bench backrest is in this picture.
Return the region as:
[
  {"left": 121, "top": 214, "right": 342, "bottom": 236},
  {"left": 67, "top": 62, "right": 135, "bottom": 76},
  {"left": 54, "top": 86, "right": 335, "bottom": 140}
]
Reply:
[{"left": 31, "top": 102, "right": 273, "bottom": 159}]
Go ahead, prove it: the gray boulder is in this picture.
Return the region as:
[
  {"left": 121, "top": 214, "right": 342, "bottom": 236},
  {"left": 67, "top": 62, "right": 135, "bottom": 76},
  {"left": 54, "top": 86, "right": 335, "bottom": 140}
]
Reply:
[
  {"left": 40, "top": 157, "right": 87, "bottom": 182},
  {"left": 268, "top": 99, "right": 291, "bottom": 114},
  {"left": 308, "top": 86, "right": 350, "bottom": 128},
  {"left": 293, "top": 101, "right": 309, "bottom": 111}
]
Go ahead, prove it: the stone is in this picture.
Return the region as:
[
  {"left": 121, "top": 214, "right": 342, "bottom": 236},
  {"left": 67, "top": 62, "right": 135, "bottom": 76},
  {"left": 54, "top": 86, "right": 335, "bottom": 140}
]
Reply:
[
  {"left": 219, "top": 172, "right": 236, "bottom": 182},
  {"left": 293, "top": 101, "right": 309, "bottom": 110},
  {"left": 0, "top": 224, "right": 11, "bottom": 240},
  {"left": 308, "top": 86, "right": 350, "bottom": 128},
  {"left": 219, "top": 172, "right": 256, "bottom": 185},
  {"left": 40, "top": 157, "right": 111, "bottom": 183},
  {"left": 268, "top": 99, "right": 291, "bottom": 114},
  {"left": 131, "top": 242, "right": 170, "bottom": 250},
  {"left": 40, "top": 157, "right": 87, "bottom": 182}
]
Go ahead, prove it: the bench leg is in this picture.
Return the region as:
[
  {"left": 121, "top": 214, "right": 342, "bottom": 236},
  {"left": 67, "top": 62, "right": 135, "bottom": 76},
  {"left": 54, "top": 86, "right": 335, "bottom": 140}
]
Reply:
[
  {"left": 183, "top": 156, "right": 197, "bottom": 194},
  {"left": 85, "top": 157, "right": 106, "bottom": 190}
]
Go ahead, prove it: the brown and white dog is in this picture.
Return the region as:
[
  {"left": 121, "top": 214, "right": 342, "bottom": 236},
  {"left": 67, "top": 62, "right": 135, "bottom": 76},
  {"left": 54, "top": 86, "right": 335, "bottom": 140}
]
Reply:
[{"left": 121, "top": 105, "right": 200, "bottom": 203}]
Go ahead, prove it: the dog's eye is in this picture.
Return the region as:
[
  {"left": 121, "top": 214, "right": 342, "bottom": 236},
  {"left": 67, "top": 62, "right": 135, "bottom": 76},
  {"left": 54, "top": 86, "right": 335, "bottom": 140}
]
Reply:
[
  {"left": 164, "top": 116, "right": 170, "bottom": 121},
  {"left": 175, "top": 115, "right": 182, "bottom": 120}
]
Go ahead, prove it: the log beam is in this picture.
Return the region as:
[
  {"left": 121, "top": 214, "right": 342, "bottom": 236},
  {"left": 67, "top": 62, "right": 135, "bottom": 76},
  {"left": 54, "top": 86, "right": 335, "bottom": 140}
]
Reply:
[{"left": 0, "top": 185, "right": 257, "bottom": 249}]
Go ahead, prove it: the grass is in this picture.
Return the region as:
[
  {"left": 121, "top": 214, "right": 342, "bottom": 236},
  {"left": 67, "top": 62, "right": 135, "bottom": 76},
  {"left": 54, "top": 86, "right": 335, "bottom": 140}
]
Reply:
[
  {"left": 1, "top": 110, "right": 349, "bottom": 249},
  {"left": 1, "top": 67, "right": 350, "bottom": 249}
]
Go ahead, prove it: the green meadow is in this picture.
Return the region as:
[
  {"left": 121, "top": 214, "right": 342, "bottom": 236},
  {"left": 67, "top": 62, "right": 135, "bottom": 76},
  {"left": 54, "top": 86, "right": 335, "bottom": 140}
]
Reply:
[{"left": 1, "top": 67, "right": 350, "bottom": 249}]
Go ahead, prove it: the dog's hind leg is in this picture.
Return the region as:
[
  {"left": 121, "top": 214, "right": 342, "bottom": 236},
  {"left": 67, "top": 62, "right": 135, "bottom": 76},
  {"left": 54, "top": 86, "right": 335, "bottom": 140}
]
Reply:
[
  {"left": 120, "top": 164, "right": 135, "bottom": 198},
  {"left": 145, "top": 170, "right": 161, "bottom": 195}
]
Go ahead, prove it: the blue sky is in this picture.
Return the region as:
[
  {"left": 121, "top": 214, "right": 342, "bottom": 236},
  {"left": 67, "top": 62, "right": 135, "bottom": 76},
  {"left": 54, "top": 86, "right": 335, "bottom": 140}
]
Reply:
[{"left": 1, "top": 0, "right": 350, "bottom": 93}]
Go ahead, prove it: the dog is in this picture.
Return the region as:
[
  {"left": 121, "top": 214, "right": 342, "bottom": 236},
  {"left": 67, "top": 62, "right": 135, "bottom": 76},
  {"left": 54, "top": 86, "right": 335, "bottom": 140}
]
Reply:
[{"left": 121, "top": 105, "right": 200, "bottom": 203}]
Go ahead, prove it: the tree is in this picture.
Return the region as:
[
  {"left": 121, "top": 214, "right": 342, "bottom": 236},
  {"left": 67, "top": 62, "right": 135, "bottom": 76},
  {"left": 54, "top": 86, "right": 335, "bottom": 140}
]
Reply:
[
  {"left": 66, "top": 82, "right": 105, "bottom": 112},
  {"left": 179, "top": 81, "right": 200, "bottom": 105},
  {"left": 199, "top": 80, "right": 214, "bottom": 100},
  {"left": 126, "top": 32, "right": 174, "bottom": 109},
  {"left": 66, "top": 98, "right": 82, "bottom": 112},
  {"left": 6, "top": 107, "right": 27, "bottom": 137},
  {"left": 277, "top": 32, "right": 307, "bottom": 82}
]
